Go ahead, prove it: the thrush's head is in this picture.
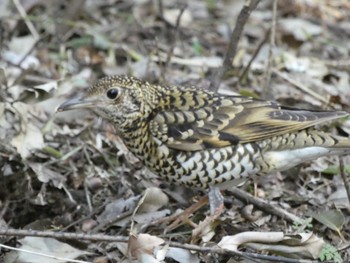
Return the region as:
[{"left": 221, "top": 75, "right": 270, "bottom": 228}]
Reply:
[{"left": 57, "top": 75, "right": 157, "bottom": 131}]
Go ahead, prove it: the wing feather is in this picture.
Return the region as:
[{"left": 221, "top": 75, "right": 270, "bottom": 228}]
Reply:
[{"left": 149, "top": 93, "right": 348, "bottom": 151}]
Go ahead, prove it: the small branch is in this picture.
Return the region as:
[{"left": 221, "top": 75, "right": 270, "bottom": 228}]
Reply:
[
  {"left": 0, "top": 199, "right": 9, "bottom": 220},
  {"left": 339, "top": 157, "right": 350, "bottom": 205},
  {"left": 12, "top": 0, "right": 40, "bottom": 40},
  {"left": 0, "top": 228, "right": 129, "bottom": 242},
  {"left": 229, "top": 187, "right": 303, "bottom": 224},
  {"left": 156, "top": 3, "right": 187, "bottom": 82},
  {"left": 170, "top": 241, "right": 316, "bottom": 263},
  {"left": 17, "top": 38, "right": 43, "bottom": 66},
  {"left": 262, "top": 0, "right": 277, "bottom": 100},
  {"left": 210, "top": 0, "right": 261, "bottom": 92},
  {"left": 272, "top": 68, "right": 330, "bottom": 105},
  {"left": 163, "top": 5, "right": 187, "bottom": 72},
  {"left": 157, "top": 0, "right": 164, "bottom": 19},
  {"left": 239, "top": 28, "right": 270, "bottom": 84}
]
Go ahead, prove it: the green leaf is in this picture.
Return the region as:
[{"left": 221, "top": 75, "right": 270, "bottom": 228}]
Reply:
[
  {"left": 319, "top": 243, "right": 342, "bottom": 263},
  {"left": 239, "top": 89, "right": 260, "bottom": 99},
  {"left": 307, "top": 210, "right": 345, "bottom": 237},
  {"left": 322, "top": 164, "right": 350, "bottom": 175},
  {"left": 192, "top": 39, "right": 203, "bottom": 56}
]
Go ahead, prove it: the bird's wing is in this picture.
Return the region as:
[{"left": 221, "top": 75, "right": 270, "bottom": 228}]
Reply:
[{"left": 149, "top": 94, "right": 348, "bottom": 151}]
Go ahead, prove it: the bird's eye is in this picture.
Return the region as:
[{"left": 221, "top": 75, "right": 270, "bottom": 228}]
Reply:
[{"left": 106, "top": 88, "right": 119, "bottom": 100}]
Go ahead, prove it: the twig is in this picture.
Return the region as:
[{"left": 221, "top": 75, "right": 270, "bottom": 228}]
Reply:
[
  {"left": 91, "top": 209, "right": 134, "bottom": 233},
  {"left": 238, "top": 28, "right": 270, "bottom": 84},
  {"left": 229, "top": 187, "right": 303, "bottom": 224},
  {"left": 339, "top": 157, "right": 350, "bottom": 205},
  {"left": 162, "top": 4, "right": 187, "bottom": 78},
  {"left": 0, "top": 228, "right": 128, "bottom": 242},
  {"left": 12, "top": 0, "right": 40, "bottom": 40},
  {"left": 210, "top": 0, "right": 261, "bottom": 92},
  {"left": 170, "top": 242, "right": 316, "bottom": 263},
  {"left": 148, "top": 195, "right": 208, "bottom": 229},
  {"left": 323, "top": 59, "right": 350, "bottom": 71},
  {"left": 16, "top": 37, "right": 43, "bottom": 67},
  {"left": 0, "top": 199, "right": 9, "bottom": 220},
  {"left": 262, "top": 0, "right": 277, "bottom": 99},
  {"left": 272, "top": 68, "right": 330, "bottom": 105},
  {"left": 60, "top": 204, "right": 105, "bottom": 232},
  {"left": 84, "top": 181, "right": 93, "bottom": 213},
  {"left": 157, "top": 0, "right": 164, "bottom": 19}
]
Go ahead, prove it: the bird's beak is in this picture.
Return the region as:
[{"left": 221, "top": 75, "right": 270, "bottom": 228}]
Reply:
[{"left": 56, "top": 96, "right": 96, "bottom": 112}]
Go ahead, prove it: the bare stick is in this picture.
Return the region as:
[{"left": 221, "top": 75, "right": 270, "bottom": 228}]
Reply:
[
  {"left": 164, "top": 5, "right": 187, "bottom": 72},
  {"left": 272, "top": 68, "right": 329, "bottom": 104},
  {"left": 0, "top": 228, "right": 128, "bottom": 242},
  {"left": 339, "top": 157, "right": 350, "bottom": 205},
  {"left": 210, "top": 0, "right": 261, "bottom": 92},
  {"left": 239, "top": 28, "right": 270, "bottom": 84},
  {"left": 12, "top": 0, "right": 40, "bottom": 40},
  {"left": 229, "top": 187, "right": 303, "bottom": 224},
  {"left": 262, "top": 0, "right": 277, "bottom": 99}
]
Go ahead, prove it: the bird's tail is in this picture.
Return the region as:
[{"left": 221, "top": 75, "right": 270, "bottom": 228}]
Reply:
[
  {"left": 261, "top": 129, "right": 350, "bottom": 172},
  {"left": 300, "top": 129, "right": 350, "bottom": 149},
  {"left": 263, "top": 128, "right": 350, "bottom": 150}
]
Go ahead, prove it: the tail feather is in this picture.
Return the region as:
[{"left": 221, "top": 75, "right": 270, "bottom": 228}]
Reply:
[
  {"left": 264, "top": 146, "right": 350, "bottom": 172},
  {"left": 261, "top": 128, "right": 350, "bottom": 173},
  {"left": 303, "top": 129, "right": 350, "bottom": 149},
  {"left": 261, "top": 128, "right": 350, "bottom": 151}
]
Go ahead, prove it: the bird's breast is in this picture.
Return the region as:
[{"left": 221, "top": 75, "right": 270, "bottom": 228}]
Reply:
[{"left": 123, "top": 129, "right": 264, "bottom": 189}]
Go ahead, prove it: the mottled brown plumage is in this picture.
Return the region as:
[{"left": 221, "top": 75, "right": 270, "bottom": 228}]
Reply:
[{"left": 57, "top": 75, "right": 350, "bottom": 190}]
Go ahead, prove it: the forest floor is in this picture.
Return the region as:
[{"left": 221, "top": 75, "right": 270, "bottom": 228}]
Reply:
[{"left": 1, "top": 0, "right": 350, "bottom": 262}]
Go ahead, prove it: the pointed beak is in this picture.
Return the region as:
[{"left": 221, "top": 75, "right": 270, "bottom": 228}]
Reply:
[{"left": 56, "top": 96, "right": 96, "bottom": 112}]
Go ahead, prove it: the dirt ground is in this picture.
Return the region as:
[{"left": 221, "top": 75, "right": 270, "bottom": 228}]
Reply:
[{"left": 0, "top": 0, "right": 350, "bottom": 262}]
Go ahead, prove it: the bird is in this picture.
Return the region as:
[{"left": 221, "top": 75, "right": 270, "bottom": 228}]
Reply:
[{"left": 57, "top": 75, "right": 350, "bottom": 215}]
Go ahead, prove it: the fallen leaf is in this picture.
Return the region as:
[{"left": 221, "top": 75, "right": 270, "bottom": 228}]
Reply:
[
  {"left": 129, "top": 233, "right": 165, "bottom": 261},
  {"left": 11, "top": 122, "right": 45, "bottom": 159},
  {"left": 4, "top": 237, "right": 91, "bottom": 263},
  {"left": 328, "top": 188, "right": 350, "bottom": 209},
  {"left": 307, "top": 210, "right": 345, "bottom": 236},
  {"left": 136, "top": 187, "right": 169, "bottom": 213},
  {"left": 28, "top": 162, "right": 66, "bottom": 188}
]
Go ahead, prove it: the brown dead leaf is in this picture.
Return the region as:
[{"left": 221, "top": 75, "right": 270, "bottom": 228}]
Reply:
[
  {"left": 136, "top": 187, "right": 169, "bottom": 214},
  {"left": 129, "top": 233, "right": 164, "bottom": 261},
  {"left": 191, "top": 206, "right": 222, "bottom": 244}
]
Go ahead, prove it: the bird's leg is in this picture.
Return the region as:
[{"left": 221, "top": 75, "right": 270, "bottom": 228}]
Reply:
[{"left": 209, "top": 186, "right": 224, "bottom": 215}]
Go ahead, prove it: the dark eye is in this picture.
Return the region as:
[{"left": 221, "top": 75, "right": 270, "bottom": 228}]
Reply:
[{"left": 106, "top": 88, "right": 119, "bottom": 99}]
